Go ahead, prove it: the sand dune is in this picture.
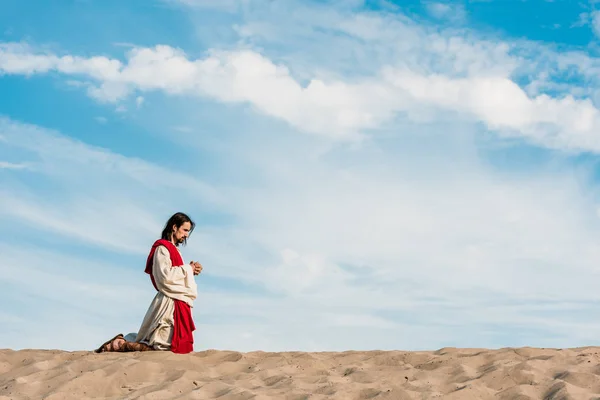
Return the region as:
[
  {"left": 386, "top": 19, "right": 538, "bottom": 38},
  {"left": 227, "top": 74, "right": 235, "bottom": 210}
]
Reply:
[{"left": 2, "top": 347, "right": 600, "bottom": 399}]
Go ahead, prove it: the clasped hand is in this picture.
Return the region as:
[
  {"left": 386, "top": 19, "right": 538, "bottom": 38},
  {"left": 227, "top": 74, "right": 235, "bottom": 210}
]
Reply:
[{"left": 190, "top": 261, "right": 203, "bottom": 275}]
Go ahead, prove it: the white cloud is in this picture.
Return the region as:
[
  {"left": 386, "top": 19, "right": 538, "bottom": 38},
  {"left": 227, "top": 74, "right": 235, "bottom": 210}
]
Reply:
[
  {"left": 166, "top": 0, "right": 242, "bottom": 12},
  {"left": 136, "top": 95, "right": 144, "bottom": 108},
  {"left": 385, "top": 70, "right": 600, "bottom": 151},
  {"left": 0, "top": 42, "right": 121, "bottom": 79},
  {"left": 2, "top": 42, "right": 600, "bottom": 150},
  {"left": 0, "top": 44, "right": 394, "bottom": 139},
  {"left": 572, "top": 11, "right": 590, "bottom": 28},
  {"left": 87, "top": 80, "right": 131, "bottom": 103},
  {"left": 425, "top": 2, "right": 466, "bottom": 23},
  {"left": 172, "top": 125, "right": 193, "bottom": 133},
  {"left": 571, "top": 10, "right": 600, "bottom": 38},
  {"left": 591, "top": 10, "right": 600, "bottom": 38},
  {"left": 0, "top": 161, "right": 29, "bottom": 169}
]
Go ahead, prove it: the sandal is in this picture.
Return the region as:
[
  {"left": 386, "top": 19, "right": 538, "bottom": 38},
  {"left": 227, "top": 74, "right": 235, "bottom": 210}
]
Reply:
[
  {"left": 94, "top": 334, "right": 125, "bottom": 353},
  {"left": 118, "top": 341, "right": 154, "bottom": 352}
]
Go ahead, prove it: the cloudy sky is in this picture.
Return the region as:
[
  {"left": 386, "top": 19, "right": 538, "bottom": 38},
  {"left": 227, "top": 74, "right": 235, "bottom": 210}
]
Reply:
[{"left": 3, "top": 0, "right": 600, "bottom": 352}]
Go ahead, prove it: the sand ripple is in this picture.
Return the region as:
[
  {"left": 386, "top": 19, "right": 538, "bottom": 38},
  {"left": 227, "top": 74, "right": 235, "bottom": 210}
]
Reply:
[{"left": 2, "top": 347, "right": 600, "bottom": 399}]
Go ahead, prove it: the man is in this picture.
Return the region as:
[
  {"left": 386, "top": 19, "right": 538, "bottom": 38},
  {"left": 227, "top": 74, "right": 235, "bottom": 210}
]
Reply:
[{"left": 95, "top": 212, "right": 203, "bottom": 353}]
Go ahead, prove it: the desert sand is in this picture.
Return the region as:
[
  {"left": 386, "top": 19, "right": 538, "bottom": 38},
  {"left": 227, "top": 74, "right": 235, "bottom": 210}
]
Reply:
[{"left": 1, "top": 346, "right": 600, "bottom": 399}]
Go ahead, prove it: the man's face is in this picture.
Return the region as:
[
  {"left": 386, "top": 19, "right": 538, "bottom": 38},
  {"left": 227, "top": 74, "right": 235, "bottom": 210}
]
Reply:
[{"left": 172, "top": 221, "right": 191, "bottom": 245}]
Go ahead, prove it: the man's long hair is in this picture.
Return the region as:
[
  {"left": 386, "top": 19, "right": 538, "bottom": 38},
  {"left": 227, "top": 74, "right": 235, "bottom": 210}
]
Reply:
[{"left": 161, "top": 212, "right": 195, "bottom": 246}]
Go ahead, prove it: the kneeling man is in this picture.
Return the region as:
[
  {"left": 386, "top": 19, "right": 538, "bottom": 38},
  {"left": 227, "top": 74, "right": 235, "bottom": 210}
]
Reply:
[{"left": 95, "top": 212, "right": 203, "bottom": 354}]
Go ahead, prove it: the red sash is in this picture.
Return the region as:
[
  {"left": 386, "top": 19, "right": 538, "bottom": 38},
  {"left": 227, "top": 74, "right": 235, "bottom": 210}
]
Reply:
[{"left": 145, "top": 239, "right": 195, "bottom": 354}]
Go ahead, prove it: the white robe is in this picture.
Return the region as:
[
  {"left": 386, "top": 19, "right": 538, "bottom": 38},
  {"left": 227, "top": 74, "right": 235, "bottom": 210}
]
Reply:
[{"left": 135, "top": 245, "right": 198, "bottom": 350}]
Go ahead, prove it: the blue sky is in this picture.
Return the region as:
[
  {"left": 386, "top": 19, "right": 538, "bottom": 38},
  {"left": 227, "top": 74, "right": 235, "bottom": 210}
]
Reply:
[{"left": 4, "top": 0, "right": 600, "bottom": 352}]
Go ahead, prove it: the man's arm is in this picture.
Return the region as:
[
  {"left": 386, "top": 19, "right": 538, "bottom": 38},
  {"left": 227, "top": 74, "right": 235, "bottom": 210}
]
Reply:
[
  {"left": 153, "top": 246, "right": 186, "bottom": 284},
  {"left": 152, "top": 246, "right": 196, "bottom": 298}
]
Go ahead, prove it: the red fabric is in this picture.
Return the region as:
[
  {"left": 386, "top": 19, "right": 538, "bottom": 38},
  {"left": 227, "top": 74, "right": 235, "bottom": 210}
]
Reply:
[
  {"left": 171, "top": 300, "right": 195, "bottom": 354},
  {"left": 145, "top": 239, "right": 195, "bottom": 354}
]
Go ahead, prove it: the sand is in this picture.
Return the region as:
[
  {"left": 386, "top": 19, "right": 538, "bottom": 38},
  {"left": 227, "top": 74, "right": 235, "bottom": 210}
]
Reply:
[{"left": 1, "top": 347, "right": 600, "bottom": 399}]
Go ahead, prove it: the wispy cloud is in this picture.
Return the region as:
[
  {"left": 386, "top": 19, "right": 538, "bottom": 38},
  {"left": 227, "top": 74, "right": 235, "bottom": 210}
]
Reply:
[
  {"left": 424, "top": 2, "right": 467, "bottom": 23},
  {"left": 591, "top": 10, "right": 600, "bottom": 38},
  {"left": 165, "top": 0, "right": 241, "bottom": 12},
  {"left": 135, "top": 95, "right": 144, "bottom": 108},
  {"left": 0, "top": 117, "right": 222, "bottom": 254},
  {"left": 0, "top": 242, "right": 155, "bottom": 350},
  {"left": 0, "top": 161, "right": 29, "bottom": 169}
]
